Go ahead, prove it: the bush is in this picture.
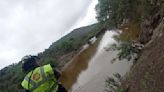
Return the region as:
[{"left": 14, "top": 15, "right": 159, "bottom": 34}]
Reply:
[
  {"left": 95, "top": 0, "right": 140, "bottom": 26},
  {"left": 105, "top": 73, "right": 127, "bottom": 92},
  {"left": 111, "top": 42, "right": 140, "bottom": 62}
]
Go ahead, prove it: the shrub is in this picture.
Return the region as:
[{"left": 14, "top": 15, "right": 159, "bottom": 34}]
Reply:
[
  {"left": 105, "top": 73, "right": 127, "bottom": 92},
  {"left": 111, "top": 42, "right": 141, "bottom": 62}
]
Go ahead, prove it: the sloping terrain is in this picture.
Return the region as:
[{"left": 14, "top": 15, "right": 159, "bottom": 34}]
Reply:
[
  {"left": 0, "top": 23, "right": 103, "bottom": 92},
  {"left": 123, "top": 19, "right": 164, "bottom": 92}
]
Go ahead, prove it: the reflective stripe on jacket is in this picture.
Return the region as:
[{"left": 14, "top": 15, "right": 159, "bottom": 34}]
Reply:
[{"left": 21, "top": 64, "right": 59, "bottom": 92}]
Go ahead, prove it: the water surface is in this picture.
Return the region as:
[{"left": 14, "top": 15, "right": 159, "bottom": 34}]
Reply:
[{"left": 60, "top": 31, "right": 132, "bottom": 92}]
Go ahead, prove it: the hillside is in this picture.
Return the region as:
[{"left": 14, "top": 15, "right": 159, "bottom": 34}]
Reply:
[
  {"left": 95, "top": 0, "right": 164, "bottom": 92},
  {"left": 0, "top": 0, "right": 164, "bottom": 92},
  {"left": 0, "top": 23, "right": 104, "bottom": 92},
  {"left": 122, "top": 19, "right": 164, "bottom": 92},
  {"left": 38, "top": 23, "right": 107, "bottom": 69}
]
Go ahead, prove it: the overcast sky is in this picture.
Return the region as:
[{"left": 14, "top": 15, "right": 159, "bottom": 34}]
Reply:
[{"left": 0, "top": 0, "right": 98, "bottom": 69}]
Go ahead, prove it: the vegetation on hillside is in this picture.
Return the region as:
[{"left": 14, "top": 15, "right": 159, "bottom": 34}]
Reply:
[
  {"left": 0, "top": 0, "right": 163, "bottom": 91},
  {"left": 0, "top": 23, "right": 105, "bottom": 92},
  {"left": 96, "top": 0, "right": 163, "bottom": 60},
  {"left": 39, "top": 23, "right": 106, "bottom": 67},
  {"left": 95, "top": 0, "right": 163, "bottom": 92},
  {"left": 96, "top": 0, "right": 163, "bottom": 26},
  {"left": 96, "top": 0, "right": 140, "bottom": 26}
]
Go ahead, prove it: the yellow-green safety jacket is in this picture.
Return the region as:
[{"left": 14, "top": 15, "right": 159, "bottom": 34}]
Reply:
[{"left": 21, "top": 64, "right": 59, "bottom": 92}]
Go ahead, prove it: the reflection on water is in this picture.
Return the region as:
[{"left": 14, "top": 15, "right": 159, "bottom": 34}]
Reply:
[
  {"left": 60, "top": 31, "right": 132, "bottom": 92},
  {"left": 59, "top": 36, "right": 101, "bottom": 90}
]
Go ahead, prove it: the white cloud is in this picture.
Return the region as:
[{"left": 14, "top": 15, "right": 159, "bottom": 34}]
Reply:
[{"left": 74, "top": 0, "right": 98, "bottom": 28}]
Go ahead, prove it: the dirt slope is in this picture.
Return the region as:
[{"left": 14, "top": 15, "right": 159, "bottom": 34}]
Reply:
[{"left": 123, "top": 19, "right": 164, "bottom": 92}]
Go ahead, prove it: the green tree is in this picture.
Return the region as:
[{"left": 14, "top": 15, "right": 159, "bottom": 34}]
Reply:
[
  {"left": 95, "top": 0, "right": 111, "bottom": 22},
  {"left": 58, "top": 41, "right": 73, "bottom": 52},
  {"left": 95, "top": 0, "right": 140, "bottom": 25}
]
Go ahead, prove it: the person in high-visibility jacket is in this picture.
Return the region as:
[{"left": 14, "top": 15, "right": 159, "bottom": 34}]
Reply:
[{"left": 21, "top": 55, "right": 67, "bottom": 92}]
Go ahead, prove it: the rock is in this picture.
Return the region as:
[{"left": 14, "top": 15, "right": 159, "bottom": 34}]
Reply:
[
  {"left": 139, "top": 12, "right": 162, "bottom": 44},
  {"left": 139, "top": 19, "right": 153, "bottom": 44},
  {"left": 89, "top": 37, "right": 97, "bottom": 44},
  {"left": 151, "top": 18, "right": 164, "bottom": 40},
  {"left": 132, "top": 43, "right": 144, "bottom": 50},
  {"left": 120, "top": 18, "right": 129, "bottom": 28},
  {"left": 143, "top": 19, "right": 164, "bottom": 48}
]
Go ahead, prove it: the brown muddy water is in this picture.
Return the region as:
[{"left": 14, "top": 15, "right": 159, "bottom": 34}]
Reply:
[{"left": 59, "top": 30, "right": 133, "bottom": 92}]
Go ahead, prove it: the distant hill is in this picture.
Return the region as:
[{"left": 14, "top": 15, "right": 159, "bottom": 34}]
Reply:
[
  {"left": 38, "top": 23, "right": 102, "bottom": 68},
  {"left": 0, "top": 23, "right": 105, "bottom": 92}
]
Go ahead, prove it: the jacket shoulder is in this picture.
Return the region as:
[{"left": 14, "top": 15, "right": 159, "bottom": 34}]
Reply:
[{"left": 42, "top": 64, "right": 54, "bottom": 76}]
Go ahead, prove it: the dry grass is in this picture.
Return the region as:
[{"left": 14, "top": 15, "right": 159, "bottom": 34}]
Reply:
[{"left": 119, "top": 22, "right": 141, "bottom": 42}]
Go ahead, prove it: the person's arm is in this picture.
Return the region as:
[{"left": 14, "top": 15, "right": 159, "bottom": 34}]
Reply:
[
  {"left": 53, "top": 68, "right": 61, "bottom": 79},
  {"left": 21, "top": 87, "right": 29, "bottom": 92},
  {"left": 21, "top": 78, "right": 30, "bottom": 92},
  {"left": 25, "top": 90, "right": 30, "bottom": 92},
  {"left": 50, "top": 64, "right": 61, "bottom": 79}
]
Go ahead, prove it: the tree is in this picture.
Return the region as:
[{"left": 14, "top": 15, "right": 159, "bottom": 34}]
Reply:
[
  {"left": 95, "top": 0, "right": 140, "bottom": 25},
  {"left": 95, "top": 0, "right": 111, "bottom": 22},
  {"left": 58, "top": 41, "right": 73, "bottom": 52}
]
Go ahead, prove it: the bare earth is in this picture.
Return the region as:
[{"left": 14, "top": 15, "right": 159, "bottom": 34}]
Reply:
[{"left": 123, "top": 20, "right": 164, "bottom": 92}]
